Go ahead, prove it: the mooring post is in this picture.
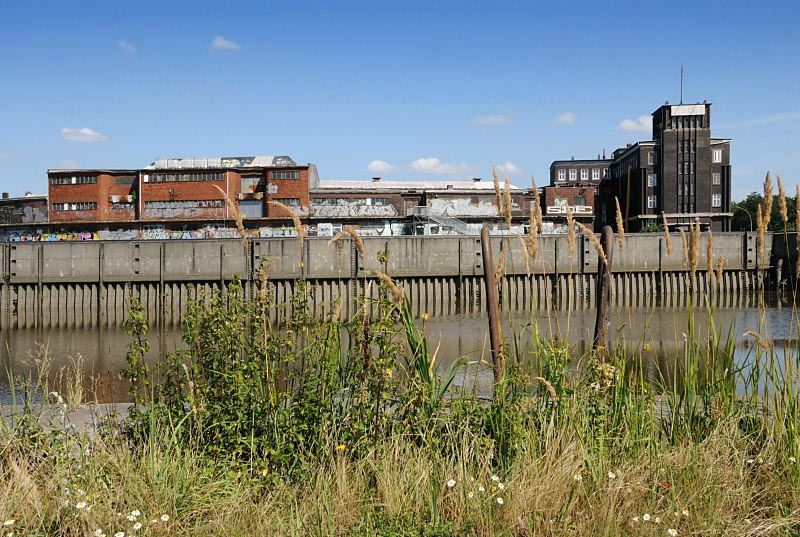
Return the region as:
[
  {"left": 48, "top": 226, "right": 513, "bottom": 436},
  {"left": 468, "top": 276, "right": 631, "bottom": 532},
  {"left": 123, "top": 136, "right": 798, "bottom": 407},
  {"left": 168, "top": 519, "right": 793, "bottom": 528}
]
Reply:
[
  {"left": 480, "top": 226, "right": 505, "bottom": 382},
  {"left": 592, "top": 226, "right": 614, "bottom": 350}
]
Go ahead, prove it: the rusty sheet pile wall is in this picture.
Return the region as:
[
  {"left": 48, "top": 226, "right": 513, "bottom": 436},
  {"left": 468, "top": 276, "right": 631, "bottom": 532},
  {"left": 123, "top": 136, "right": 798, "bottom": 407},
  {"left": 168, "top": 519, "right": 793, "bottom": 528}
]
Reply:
[{"left": 0, "top": 232, "right": 778, "bottom": 330}]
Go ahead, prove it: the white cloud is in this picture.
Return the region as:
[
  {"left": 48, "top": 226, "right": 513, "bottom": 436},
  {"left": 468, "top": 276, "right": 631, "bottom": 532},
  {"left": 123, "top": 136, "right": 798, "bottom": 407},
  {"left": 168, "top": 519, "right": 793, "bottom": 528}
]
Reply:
[
  {"left": 554, "top": 112, "right": 577, "bottom": 125},
  {"left": 472, "top": 114, "right": 510, "bottom": 126},
  {"left": 58, "top": 159, "right": 80, "bottom": 169},
  {"left": 118, "top": 40, "right": 136, "bottom": 54},
  {"left": 0, "top": 152, "right": 10, "bottom": 161},
  {"left": 618, "top": 115, "right": 652, "bottom": 133},
  {"left": 210, "top": 36, "right": 240, "bottom": 51},
  {"left": 366, "top": 160, "right": 395, "bottom": 174},
  {"left": 717, "top": 111, "right": 800, "bottom": 129},
  {"left": 61, "top": 127, "right": 109, "bottom": 142},
  {"left": 495, "top": 161, "right": 521, "bottom": 176},
  {"left": 410, "top": 157, "right": 475, "bottom": 176}
]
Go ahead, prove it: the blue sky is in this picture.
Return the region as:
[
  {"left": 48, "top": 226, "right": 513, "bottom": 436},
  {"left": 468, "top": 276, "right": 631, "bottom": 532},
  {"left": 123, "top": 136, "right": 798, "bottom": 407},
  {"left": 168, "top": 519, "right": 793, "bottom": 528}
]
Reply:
[{"left": 0, "top": 0, "right": 798, "bottom": 199}]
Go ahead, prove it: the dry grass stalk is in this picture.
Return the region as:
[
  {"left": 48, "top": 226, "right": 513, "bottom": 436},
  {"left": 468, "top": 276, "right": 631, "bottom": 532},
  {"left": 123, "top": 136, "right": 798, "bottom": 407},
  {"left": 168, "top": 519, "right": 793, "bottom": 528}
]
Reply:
[
  {"left": 762, "top": 171, "right": 773, "bottom": 230},
  {"left": 503, "top": 175, "right": 513, "bottom": 230},
  {"left": 575, "top": 221, "right": 607, "bottom": 267},
  {"left": 268, "top": 200, "right": 305, "bottom": 251},
  {"left": 715, "top": 255, "right": 725, "bottom": 282},
  {"left": 614, "top": 197, "right": 625, "bottom": 247},
  {"left": 533, "top": 376, "right": 558, "bottom": 402},
  {"left": 566, "top": 205, "right": 576, "bottom": 259},
  {"left": 678, "top": 228, "right": 689, "bottom": 267},
  {"left": 706, "top": 228, "right": 714, "bottom": 276},
  {"left": 329, "top": 225, "right": 365, "bottom": 260},
  {"left": 258, "top": 258, "right": 274, "bottom": 305},
  {"left": 777, "top": 175, "right": 788, "bottom": 226},
  {"left": 756, "top": 204, "right": 765, "bottom": 265},
  {"left": 516, "top": 233, "right": 531, "bottom": 275},
  {"left": 744, "top": 330, "right": 771, "bottom": 352},
  {"left": 495, "top": 244, "right": 506, "bottom": 281},
  {"left": 368, "top": 270, "right": 405, "bottom": 304},
  {"left": 212, "top": 184, "right": 247, "bottom": 250},
  {"left": 688, "top": 222, "right": 700, "bottom": 281},
  {"left": 662, "top": 212, "right": 673, "bottom": 258},
  {"left": 492, "top": 165, "right": 504, "bottom": 217}
]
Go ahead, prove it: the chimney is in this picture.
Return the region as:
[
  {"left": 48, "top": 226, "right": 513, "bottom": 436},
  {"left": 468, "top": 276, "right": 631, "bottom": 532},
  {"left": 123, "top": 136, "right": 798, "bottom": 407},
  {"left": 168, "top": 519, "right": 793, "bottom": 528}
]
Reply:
[
  {"left": 571, "top": 156, "right": 575, "bottom": 160},
  {"left": 626, "top": 143, "right": 632, "bottom": 149},
  {"left": 446, "top": 184, "right": 453, "bottom": 190},
  {"left": 1, "top": 192, "right": 8, "bottom": 199},
  {"left": 472, "top": 177, "right": 481, "bottom": 182},
  {"left": 371, "top": 177, "right": 381, "bottom": 183},
  {"left": 597, "top": 153, "right": 600, "bottom": 160}
]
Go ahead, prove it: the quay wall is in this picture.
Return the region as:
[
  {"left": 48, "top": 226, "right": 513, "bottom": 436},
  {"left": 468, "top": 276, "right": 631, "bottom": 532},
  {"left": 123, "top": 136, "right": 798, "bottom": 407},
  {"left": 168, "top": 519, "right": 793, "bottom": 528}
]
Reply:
[{"left": 0, "top": 232, "right": 784, "bottom": 330}]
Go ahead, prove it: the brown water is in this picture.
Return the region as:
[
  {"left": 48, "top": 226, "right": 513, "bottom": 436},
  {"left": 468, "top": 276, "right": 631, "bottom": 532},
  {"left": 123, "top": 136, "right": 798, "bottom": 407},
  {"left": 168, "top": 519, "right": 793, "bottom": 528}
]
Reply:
[{"left": 2, "top": 305, "right": 798, "bottom": 404}]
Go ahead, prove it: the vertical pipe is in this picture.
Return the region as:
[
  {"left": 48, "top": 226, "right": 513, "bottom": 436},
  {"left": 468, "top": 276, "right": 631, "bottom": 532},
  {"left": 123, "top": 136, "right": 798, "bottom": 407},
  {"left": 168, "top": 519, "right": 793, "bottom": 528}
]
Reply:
[
  {"left": 480, "top": 226, "right": 504, "bottom": 383},
  {"left": 593, "top": 226, "right": 614, "bottom": 350}
]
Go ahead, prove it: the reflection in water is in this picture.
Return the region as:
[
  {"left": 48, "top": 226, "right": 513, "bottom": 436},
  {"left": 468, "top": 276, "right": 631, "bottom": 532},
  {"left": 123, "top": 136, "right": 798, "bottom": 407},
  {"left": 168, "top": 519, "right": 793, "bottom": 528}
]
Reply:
[{"left": 1, "top": 305, "right": 798, "bottom": 404}]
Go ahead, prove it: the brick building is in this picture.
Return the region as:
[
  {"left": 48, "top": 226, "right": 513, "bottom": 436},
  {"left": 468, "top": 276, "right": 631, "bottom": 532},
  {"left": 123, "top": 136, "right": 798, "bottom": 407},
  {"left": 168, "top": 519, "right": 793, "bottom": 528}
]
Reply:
[
  {"left": 549, "top": 156, "right": 611, "bottom": 187},
  {"left": 0, "top": 192, "right": 48, "bottom": 224},
  {"left": 539, "top": 185, "right": 595, "bottom": 233},
  {"left": 47, "top": 156, "right": 318, "bottom": 232},
  {"left": 598, "top": 101, "right": 732, "bottom": 231}
]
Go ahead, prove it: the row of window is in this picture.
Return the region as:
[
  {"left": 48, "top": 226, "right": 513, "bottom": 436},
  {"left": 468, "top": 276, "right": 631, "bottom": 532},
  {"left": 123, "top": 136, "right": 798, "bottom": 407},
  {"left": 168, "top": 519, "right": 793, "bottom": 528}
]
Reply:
[
  {"left": 669, "top": 115, "right": 706, "bottom": 129},
  {"left": 644, "top": 194, "right": 723, "bottom": 209},
  {"left": 557, "top": 168, "right": 606, "bottom": 181},
  {"left": 145, "top": 172, "right": 225, "bottom": 183},
  {"left": 144, "top": 200, "right": 224, "bottom": 209},
  {"left": 272, "top": 171, "right": 301, "bottom": 180},
  {"left": 273, "top": 198, "right": 301, "bottom": 206},
  {"left": 52, "top": 202, "right": 97, "bottom": 211},
  {"left": 51, "top": 176, "right": 97, "bottom": 185}
]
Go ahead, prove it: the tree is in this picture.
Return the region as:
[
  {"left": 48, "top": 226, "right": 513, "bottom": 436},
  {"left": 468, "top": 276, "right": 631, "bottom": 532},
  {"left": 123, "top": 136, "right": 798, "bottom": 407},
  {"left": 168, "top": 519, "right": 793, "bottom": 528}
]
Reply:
[{"left": 731, "top": 192, "right": 797, "bottom": 232}]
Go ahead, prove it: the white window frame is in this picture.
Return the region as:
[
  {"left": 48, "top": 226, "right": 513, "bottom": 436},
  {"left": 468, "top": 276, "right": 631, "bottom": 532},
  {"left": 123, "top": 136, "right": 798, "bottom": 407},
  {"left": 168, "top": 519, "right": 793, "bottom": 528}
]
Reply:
[
  {"left": 557, "top": 169, "right": 566, "bottom": 182},
  {"left": 647, "top": 173, "right": 657, "bottom": 187},
  {"left": 712, "top": 194, "right": 722, "bottom": 208},
  {"left": 647, "top": 195, "right": 657, "bottom": 209},
  {"left": 592, "top": 168, "right": 600, "bottom": 180},
  {"left": 712, "top": 149, "right": 722, "bottom": 163},
  {"left": 569, "top": 169, "right": 577, "bottom": 180},
  {"left": 712, "top": 172, "right": 721, "bottom": 185},
  {"left": 647, "top": 152, "right": 655, "bottom": 165},
  {"left": 580, "top": 169, "right": 588, "bottom": 181}
]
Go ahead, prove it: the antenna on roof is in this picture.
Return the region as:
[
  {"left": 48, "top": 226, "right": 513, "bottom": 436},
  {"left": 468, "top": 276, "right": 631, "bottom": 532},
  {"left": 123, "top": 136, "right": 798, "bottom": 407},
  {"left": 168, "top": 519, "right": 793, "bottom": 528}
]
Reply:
[{"left": 680, "top": 64, "right": 684, "bottom": 104}]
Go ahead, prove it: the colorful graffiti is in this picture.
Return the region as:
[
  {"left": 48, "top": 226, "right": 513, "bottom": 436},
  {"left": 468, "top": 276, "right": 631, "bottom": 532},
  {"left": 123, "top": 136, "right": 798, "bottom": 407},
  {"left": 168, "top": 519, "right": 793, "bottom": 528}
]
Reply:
[{"left": 2, "top": 225, "right": 307, "bottom": 242}]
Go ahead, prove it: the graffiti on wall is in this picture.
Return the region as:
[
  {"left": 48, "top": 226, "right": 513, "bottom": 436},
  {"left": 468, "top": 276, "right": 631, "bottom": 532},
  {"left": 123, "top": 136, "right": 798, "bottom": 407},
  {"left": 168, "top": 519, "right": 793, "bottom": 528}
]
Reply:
[
  {"left": 309, "top": 202, "right": 398, "bottom": 218},
  {"left": 2, "top": 225, "right": 306, "bottom": 242},
  {"left": 428, "top": 198, "right": 520, "bottom": 218}
]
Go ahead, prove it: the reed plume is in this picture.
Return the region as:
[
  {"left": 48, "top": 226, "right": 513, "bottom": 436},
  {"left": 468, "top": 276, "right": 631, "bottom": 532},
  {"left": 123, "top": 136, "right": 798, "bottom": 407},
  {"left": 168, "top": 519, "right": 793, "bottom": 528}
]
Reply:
[
  {"left": 756, "top": 204, "right": 765, "bottom": 265},
  {"left": 575, "top": 221, "right": 607, "bottom": 268},
  {"left": 492, "top": 165, "right": 504, "bottom": 217},
  {"left": 212, "top": 184, "right": 247, "bottom": 250},
  {"left": 715, "top": 255, "right": 725, "bottom": 283},
  {"left": 762, "top": 171, "right": 773, "bottom": 230},
  {"left": 526, "top": 179, "right": 539, "bottom": 267},
  {"left": 368, "top": 270, "right": 405, "bottom": 304},
  {"left": 329, "top": 225, "right": 365, "bottom": 260},
  {"left": 678, "top": 228, "right": 689, "bottom": 267},
  {"left": 516, "top": 233, "right": 531, "bottom": 275},
  {"left": 614, "top": 196, "right": 625, "bottom": 247},
  {"left": 495, "top": 244, "right": 506, "bottom": 281},
  {"left": 706, "top": 228, "right": 713, "bottom": 276},
  {"left": 688, "top": 222, "right": 700, "bottom": 281},
  {"left": 503, "top": 175, "right": 513, "bottom": 230},
  {"left": 268, "top": 200, "right": 305, "bottom": 251},
  {"left": 662, "top": 212, "right": 673, "bottom": 257},
  {"left": 777, "top": 175, "right": 788, "bottom": 226},
  {"left": 744, "top": 330, "right": 771, "bottom": 352},
  {"left": 257, "top": 258, "right": 274, "bottom": 305},
  {"left": 566, "top": 205, "right": 576, "bottom": 259}
]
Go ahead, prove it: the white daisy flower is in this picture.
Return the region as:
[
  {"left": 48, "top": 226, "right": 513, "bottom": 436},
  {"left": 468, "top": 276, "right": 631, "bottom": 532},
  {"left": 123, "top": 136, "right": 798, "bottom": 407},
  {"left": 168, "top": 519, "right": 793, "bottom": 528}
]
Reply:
[
  {"left": 75, "top": 502, "right": 88, "bottom": 510},
  {"left": 643, "top": 513, "right": 651, "bottom": 521},
  {"left": 132, "top": 522, "right": 142, "bottom": 530},
  {"left": 160, "top": 515, "right": 170, "bottom": 522},
  {"left": 446, "top": 479, "right": 456, "bottom": 488},
  {"left": 607, "top": 471, "right": 617, "bottom": 480},
  {"left": 667, "top": 529, "right": 678, "bottom": 536},
  {"left": 496, "top": 497, "right": 504, "bottom": 505}
]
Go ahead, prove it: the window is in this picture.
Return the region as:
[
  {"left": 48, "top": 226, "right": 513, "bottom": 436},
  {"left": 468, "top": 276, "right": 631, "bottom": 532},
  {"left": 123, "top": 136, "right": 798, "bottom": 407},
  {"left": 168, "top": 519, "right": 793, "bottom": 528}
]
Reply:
[
  {"left": 712, "top": 194, "right": 722, "bottom": 208},
  {"left": 114, "top": 176, "right": 135, "bottom": 185},
  {"left": 239, "top": 199, "right": 263, "bottom": 218},
  {"left": 572, "top": 196, "right": 585, "bottom": 206},
  {"left": 147, "top": 172, "right": 224, "bottom": 183},
  {"left": 678, "top": 162, "right": 683, "bottom": 175},
  {"left": 52, "top": 202, "right": 97, "bottom": 211},
  {"left": 647, "top": 195, "right": 657, "bottom": 209},
  {"left": 51, "top": 175, "right": 96, "bottom": 185},
  {"left": 240, "top": 174, "right": 263, "bottom": 191},
  {"left": 678, "top": 184, "right": 683, "bottom": 195},
  {"left": 712, "top": 172, "right": 721, "bottom": 185},
  {"left": 592, "top": 168, "right": 600, "bottom": 180},
  {"left": 580, "top": 169, "right": 588, "bottom": 181},
  {"left": 274, "top": 198, "right": 301, "bottom": 206},
  {"left": 603, "top": 168, "right": 609, "bottom": 178},
  {"left": 144, "top": 200, "right": 223, "bottom": 209},
  {"left": 712, "top": 149, "right": 722, "bottom": 163},
  {"left": 272, "top": 170, "right": 300, "bottom": 180},
  {"left": 569, "top": 169, "right": 577, "bottom": 181},
  {"left": 557, "top": 169, "right": 566, "bottom": 181},
  {"left": 647, "top": 152, "right": 655, "bottom": 165},
  {"left": 647, "top": 173, "right": 657, "bottom": 187}
]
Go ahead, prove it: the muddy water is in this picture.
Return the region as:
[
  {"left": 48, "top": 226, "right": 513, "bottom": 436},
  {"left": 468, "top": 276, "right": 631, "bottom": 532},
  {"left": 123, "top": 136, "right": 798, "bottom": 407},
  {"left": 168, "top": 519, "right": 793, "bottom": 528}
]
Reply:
[{"left": 1, "top": 305, "right": 797, "bottom": 404}]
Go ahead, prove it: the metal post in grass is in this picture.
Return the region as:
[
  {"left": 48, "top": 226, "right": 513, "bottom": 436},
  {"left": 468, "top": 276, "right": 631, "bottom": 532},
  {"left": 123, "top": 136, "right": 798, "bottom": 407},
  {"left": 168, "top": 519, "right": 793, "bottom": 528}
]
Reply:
[
  {"left": 593, "top": 226, "right": 614, "bottom": 350},
  {"left": 480, "top": 226, "right": 505, "bottom": 382}
]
